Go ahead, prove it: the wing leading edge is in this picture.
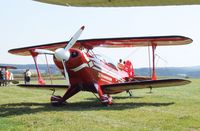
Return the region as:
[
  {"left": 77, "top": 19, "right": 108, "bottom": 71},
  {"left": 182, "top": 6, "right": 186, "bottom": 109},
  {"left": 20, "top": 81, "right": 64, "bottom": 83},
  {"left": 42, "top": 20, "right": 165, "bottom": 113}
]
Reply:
[
  {"left": 101, "top": 79, "right": 191, "bottom": 94},
  {"left": 17, "top": 84, "right": 68, "bottom": 89},
  {"left": 9, "top": 36, "right": 192, "bottom": 56}
]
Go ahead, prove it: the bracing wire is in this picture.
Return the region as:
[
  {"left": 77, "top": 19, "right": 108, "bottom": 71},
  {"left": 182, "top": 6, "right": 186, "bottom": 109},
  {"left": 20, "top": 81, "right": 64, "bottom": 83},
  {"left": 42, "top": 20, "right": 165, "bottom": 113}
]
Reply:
[
  {"left": 155, "top": 54, "right": 168, "bottom": 66},
  {"left": 148, "top": 45, "right": 152, "bottom": 78},
  {"left": 45, "top": 54, "right": 53, "bottom": 85},
  {"left": 123, "top": 48, "right": 141, "bottom": 60}
]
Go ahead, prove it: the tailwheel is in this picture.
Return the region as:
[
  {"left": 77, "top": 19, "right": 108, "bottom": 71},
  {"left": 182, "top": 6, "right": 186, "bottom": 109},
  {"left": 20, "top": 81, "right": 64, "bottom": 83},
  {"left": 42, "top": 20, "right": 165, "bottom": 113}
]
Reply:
[{"left": 50, "top": 95, "right": 67, "bottom": 106}]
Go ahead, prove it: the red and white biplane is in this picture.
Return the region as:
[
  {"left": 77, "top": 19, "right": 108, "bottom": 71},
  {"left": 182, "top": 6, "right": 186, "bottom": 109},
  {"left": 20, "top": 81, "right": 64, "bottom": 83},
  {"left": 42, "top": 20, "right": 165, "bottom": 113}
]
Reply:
[{"left": 8, "top": 26, "right": 192, "bottom": 106}]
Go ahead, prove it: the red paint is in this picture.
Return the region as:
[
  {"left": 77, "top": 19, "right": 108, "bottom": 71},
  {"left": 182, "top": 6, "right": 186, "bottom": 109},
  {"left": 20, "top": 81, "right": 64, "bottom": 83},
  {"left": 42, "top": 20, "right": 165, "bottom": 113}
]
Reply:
[
  {"left": 8, "top": 36, "right": 192, "bottom": 56},
  {"left": 52, "top": 48, "right": 132, "bottom": 105},
  {"left": 30, "top": 50, "right": 45, "bottom": 85},
  {"left": 124, "top": 60, "right": 134, "bottom": 78},
  {"left": 151, "top": 43, "right": 157, "bottom": 80},
  {"left": 8, "top": 35, "right": 192, "bottom": 106}
]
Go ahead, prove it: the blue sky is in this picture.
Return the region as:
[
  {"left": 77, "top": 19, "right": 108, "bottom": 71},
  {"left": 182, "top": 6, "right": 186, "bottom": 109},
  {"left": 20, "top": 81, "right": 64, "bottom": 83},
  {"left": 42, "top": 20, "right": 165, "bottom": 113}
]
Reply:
[{"left": 1, "top": 1, "right": 200, "bottom": 68}]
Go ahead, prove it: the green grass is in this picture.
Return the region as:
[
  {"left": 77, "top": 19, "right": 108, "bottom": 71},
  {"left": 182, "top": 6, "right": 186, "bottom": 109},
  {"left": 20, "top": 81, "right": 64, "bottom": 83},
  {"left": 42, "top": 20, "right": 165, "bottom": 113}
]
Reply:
[
  {"left": 35, "top": 0, "right": 200, "bottom": 7},
  {"left": 0, "top": 79, "right": 200, "bottom": 131}
]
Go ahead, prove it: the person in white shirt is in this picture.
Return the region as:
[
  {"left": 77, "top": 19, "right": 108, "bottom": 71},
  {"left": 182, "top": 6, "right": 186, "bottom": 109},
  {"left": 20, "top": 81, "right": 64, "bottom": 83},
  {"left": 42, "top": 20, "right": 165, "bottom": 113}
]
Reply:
[{"left": 24, "top": 69, "right": 32, "bottom": 84}]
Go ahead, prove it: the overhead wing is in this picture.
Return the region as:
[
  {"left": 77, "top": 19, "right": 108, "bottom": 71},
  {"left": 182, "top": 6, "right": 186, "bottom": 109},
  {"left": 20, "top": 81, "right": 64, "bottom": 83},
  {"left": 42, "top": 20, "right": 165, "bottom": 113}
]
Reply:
[
  {"left": 17, "top": 84, "right": 68, "bottom": 89},
  {"left": 101, "top": 79, "right": 191, "bottom": 94},
  {"left": 9, "top": 36, "right": 192, "bottom": 56},
  {"left": 34, "top": 0, "right": 200, "bottom": 7}
]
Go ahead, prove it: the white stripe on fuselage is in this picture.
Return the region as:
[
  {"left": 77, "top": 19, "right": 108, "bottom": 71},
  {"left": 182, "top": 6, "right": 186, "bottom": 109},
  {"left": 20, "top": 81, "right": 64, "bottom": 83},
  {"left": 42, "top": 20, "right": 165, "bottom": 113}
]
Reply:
[
  {"left": 90, "top": 58, "right": 126, "bottom": 81},
  {"left": 71, "top": 63, "right": 89, "bottom": 72},
  {"left": 70, "top": 56, "right": 126, "bottom": 82}
]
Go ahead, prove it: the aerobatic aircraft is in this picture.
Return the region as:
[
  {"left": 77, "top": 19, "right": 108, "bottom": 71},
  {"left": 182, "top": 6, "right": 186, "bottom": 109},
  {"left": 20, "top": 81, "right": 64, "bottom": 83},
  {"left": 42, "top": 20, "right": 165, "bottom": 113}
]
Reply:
[{"left": 8, "top": 26, "right": 192, "bottom": 106}]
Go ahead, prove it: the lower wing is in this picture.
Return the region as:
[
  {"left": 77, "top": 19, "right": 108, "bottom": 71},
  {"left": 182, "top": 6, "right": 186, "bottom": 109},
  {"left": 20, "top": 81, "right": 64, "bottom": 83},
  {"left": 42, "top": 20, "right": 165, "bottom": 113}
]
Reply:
[
  {"left": 0, "top": 80, "right": 19, "bottom": 84},
  {"left": 101, "top": 79, "right": 191, "bottom": 94},
  {"left": 17, "top": 84, "right": 68, "bottom": 89}
]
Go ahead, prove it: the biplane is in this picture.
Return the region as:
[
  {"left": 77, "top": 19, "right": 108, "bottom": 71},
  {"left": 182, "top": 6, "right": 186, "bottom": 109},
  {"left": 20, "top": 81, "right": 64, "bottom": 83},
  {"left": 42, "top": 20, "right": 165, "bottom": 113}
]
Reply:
[
  {"left": 0, "top": 65, "right": 19, "bottom": 86},
  {"left": 8, "top": 26, "right": 192, "bottom": 105}
]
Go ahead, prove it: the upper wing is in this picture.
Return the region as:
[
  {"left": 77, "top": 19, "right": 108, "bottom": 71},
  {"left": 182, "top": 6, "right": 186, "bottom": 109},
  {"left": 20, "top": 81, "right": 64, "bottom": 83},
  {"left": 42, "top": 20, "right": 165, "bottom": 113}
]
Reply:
[
  {"left": 8, "top": 36, "right": 192, "bottom": 56},
  {"left": 101, "top": 79, "right": 191, "bottom": 94}
]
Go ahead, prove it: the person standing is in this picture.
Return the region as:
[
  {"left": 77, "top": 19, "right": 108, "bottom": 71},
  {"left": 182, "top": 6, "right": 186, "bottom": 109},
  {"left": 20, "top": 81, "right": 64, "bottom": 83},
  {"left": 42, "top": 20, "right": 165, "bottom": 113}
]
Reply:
[
  {"left": 24, "top": 69, "right": 32, "bottom": 84},
  {"left": 0, "top": 68, "right": 4, "bottom": 86},
  {"left": 5, "top": 69, "right": 11, "bottom": 80},
  {"left": 5, "top": 68, "right": 11, "bottom": 86}
]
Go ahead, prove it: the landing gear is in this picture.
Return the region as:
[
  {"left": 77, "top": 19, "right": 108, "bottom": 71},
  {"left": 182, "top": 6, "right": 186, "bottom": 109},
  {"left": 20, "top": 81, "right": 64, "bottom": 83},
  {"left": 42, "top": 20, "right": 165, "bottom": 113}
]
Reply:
[
  {"left": 100, "top": 94, "right": 113, "bottom": 106},
  {"left": 50, "top": 85, "right": 81, "bottom": 106},
  {"left": 149, "top": 86, "right": 153, "bottom": 93},
  {"left": 50, "top": 89, "right": 64, "bottom": 106},
  {"left": 94, "top": 83, "right": 113, "bottom": 106},
  {"left": 50, "top": 95, "right": 66, "bottom": 106}
]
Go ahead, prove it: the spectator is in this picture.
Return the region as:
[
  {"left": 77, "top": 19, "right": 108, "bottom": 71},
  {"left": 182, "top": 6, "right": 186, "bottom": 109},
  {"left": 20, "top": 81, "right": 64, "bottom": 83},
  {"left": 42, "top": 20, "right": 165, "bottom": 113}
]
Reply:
[
  {"left": 0, "top": 68, "right": 4, "bottom": 86},
  {"left": 5, "top": 68, "right": 11, "bottom": 86},
  {"left": 24, "top": 69, "right": 32, "bottom": 84}
]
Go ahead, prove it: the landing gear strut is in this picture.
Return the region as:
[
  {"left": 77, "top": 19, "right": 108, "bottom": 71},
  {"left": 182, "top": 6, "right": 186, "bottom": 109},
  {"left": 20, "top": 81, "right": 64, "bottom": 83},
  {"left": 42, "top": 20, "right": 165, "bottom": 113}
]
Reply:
[
  {"left": 95, "top": 83, "right": 113, "bottom": 106},
  {"left": 149, "top": 86, "right": 153, "bottom": 93}
]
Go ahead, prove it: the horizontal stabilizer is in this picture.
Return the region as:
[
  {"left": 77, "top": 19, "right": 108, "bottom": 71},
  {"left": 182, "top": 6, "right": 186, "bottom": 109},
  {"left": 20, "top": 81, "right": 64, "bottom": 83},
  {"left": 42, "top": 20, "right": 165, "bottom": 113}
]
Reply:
[{"left": 102, "top": 79, "right": 191, "bottom": 94}]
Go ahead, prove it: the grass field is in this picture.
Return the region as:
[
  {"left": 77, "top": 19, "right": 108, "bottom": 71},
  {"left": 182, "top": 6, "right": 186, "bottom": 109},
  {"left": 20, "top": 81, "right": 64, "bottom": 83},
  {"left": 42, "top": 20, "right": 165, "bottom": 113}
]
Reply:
[{"left": 0, "top": 79, "right": 200, "bottom": 131}]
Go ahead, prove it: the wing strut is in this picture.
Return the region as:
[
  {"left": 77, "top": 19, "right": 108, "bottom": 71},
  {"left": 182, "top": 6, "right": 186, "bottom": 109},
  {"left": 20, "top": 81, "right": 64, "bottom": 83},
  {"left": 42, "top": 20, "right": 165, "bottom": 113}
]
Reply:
[
  {"left": 151, "top": 42, "right": 157, "bottom": 80},
  {"left": 30, "top": 51, "right": 45, "bottom": 85},
  {"left": 45, "top": 54, "right": 53, "bottom": 84}
]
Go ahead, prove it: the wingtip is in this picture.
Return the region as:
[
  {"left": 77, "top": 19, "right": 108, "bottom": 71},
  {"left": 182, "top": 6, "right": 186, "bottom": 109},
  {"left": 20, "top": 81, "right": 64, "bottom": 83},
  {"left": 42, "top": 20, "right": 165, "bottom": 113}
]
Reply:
[
  {"left": 173, "top": 78, "right": 191, "bottom": 86},
  {"left": 182, "top": 79, "right": 191, "bottom": 85}
]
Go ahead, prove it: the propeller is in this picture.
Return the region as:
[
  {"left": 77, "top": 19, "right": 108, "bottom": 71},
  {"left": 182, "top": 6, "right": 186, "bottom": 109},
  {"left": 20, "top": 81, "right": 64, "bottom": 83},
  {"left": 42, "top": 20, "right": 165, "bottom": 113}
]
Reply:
[
  {"left": 34, "top": 26, "right": 85, "bottom": 86},
  {"left": 34, "top": 49, "right": 55, "bottom": 55}
]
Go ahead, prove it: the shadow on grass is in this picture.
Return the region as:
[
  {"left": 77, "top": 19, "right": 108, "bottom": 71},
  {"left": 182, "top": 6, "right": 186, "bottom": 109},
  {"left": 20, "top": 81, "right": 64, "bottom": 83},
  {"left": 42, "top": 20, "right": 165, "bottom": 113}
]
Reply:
[
  {"left": 85, "top": 96, "right": 144, "bottom": 101},
  {"left": 113, "top": 96, "right": 144, "bottom": 99},
  {"left": 0, "top": 101, "right": 174, "bottom": 117}
]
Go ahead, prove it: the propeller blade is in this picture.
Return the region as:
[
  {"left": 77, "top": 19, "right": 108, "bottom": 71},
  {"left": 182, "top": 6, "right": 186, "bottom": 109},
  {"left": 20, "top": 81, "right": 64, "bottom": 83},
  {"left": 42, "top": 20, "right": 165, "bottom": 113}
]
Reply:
[
  {"left": 62, "top": 60, "right": 70, "bottom": 86},
  {"left": 55, "top": 26, "right": 85, "bottom": 86},
  {"left": 34, "top": 49, "right": 55, "bottom": 55},
  {"left": 64, "top": 26, "right": 85, "bottom": 51}
]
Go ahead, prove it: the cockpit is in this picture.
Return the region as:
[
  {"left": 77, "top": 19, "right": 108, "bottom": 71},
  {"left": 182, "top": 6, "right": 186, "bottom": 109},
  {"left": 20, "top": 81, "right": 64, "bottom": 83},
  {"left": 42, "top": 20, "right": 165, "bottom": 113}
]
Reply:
[{"left": 82, "top": 48, "right": 118, "bottom": 70}]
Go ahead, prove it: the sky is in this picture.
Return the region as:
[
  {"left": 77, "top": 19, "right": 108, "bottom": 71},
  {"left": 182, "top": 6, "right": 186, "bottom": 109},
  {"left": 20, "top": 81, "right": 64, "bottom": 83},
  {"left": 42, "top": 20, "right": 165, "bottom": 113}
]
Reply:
[{"left": 1, "top": 1, "right": 200, "bottom": 68}]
